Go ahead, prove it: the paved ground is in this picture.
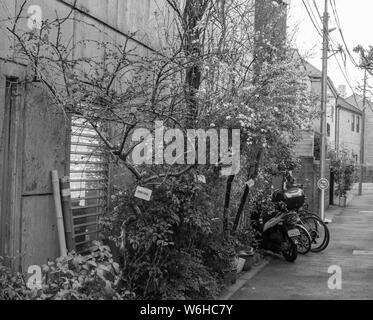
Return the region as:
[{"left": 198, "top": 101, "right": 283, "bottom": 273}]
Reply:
[{"left": 230, "top": 189, "right": 373, "bottom": 300}]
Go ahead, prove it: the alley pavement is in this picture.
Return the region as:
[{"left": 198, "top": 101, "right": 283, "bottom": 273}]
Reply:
[{"left": 230, "top": 189, "right": 373, "bottom": 300}]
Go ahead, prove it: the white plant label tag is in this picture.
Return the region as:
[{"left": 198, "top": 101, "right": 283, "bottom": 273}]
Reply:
[
  {"left": 134, "top": 186, "right": 152, "bottom": 201},
  {"left": 196, "top": 175, "right": 206, "bottom": 183},
  {"left": 246, "top": 179, "right": 255, "bottom": 188}
]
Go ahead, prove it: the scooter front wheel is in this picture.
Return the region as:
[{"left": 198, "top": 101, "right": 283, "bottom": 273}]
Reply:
[{"left": 282, "top": 235, "right": 298, "bottom": 262}]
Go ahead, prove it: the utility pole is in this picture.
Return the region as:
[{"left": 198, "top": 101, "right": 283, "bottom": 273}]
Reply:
[
  {"left": 358, "top": 69, "right": 367, "bottom": 195},
  {"left": 319, "top": 0, "right": 329, "bottom": 222}
]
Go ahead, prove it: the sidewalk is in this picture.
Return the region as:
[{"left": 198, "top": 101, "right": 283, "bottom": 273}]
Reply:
[{"left": 226, "top": 189, "right": 373, "bottom": 300}]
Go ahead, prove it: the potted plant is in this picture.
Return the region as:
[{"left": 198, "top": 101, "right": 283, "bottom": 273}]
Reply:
[
  {"left": 218, "top": 240, "right": 238, "bottom": 285},
  {"left": 223, "top": 260, "right": 238, "bottom": 285},
  {"left": 239, "top": 248, "right": 255, "bottom": 271},
  {"left": 334, "top": 160, "right": 356, "bottom": 207}
]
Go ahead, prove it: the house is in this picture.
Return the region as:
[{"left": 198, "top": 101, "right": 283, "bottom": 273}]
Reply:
[
  {"left": 303, "top": 61, "right": 339, "bottom": 152},
  {"left": 345, "top": 94, "right": 373, "bottom": 180},
  {"left": 293, "top": 59, "right": 362, "bottom": 211},
  {"left": 335, "top": 97, "right": 362, "bottom": 161},
  {"left": 346, "top": 94, "right": 373, "bottom": 165}
]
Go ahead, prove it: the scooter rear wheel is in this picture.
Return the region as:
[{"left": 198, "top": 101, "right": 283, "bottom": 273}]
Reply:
[
  {"left": 294, "top": 224, "right": 312, "bottom": 255},
  {"left": 282, "top": 235, "right": 298, "bottom": 262}
]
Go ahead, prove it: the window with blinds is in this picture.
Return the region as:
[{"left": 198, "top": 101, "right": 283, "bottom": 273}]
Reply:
[{"left": 70, "top": 117, "right": 109, "bottom": 253}]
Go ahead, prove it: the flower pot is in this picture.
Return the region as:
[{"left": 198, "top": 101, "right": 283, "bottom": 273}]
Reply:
[
  {"left": 253, "top": 252, "right": 262, "bottom": 265},
  {"left": 242, "top": 255, "right": 254, "bottom": 271},
  {"left": 238, "top": 249, "right": 255, "bottom": 271},
  {"left": 223, "top": 269, "right": 237, "bottom": 285},
  {"left": 339, "top": 196, "right": 346, "bottom": 207},
  {"left": 235, "top": 257, "right": 246, "bottom": 273}
]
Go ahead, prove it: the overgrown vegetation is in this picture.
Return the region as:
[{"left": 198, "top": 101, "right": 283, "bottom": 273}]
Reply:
[
  {"left": 0, "top": 243, "right": 135, "bottom": 300},
  {"left": 332, "top": 160, "right": 357, "bottom": 198},
  {"left": 1, "top": 0, "right": 315, "bottom": 300}
]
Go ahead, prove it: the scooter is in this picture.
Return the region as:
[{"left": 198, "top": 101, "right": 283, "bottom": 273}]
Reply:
[
  {"left": 252, "top": 209, "right": 300, "bottom": 262},
  {"left": 272, "top": 171, "right": 329, "bottom": 253}
]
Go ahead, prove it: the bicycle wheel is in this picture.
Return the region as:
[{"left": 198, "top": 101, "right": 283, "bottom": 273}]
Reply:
[
  {"left": 293, "top": 224, "right": 311, "bottom": 255},
  {"left": 300, "top": 215, "right": 330, "bottom": 252}
]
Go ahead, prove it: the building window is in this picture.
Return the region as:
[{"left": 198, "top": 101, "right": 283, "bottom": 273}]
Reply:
[
  {"left": 352, "top": 115, "right": 355, "bottom": 131},
  {"left": 70, "top": 117, "right": 109, "bottom": 254},
  {"left": 357, "top": 116, "right": 360, "bottom": 133},
  {"left": 327, "top": 123, "right": 330, "bottom": 137}
]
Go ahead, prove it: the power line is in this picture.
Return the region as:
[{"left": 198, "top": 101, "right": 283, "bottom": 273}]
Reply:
[
  {"left": 312, "top": 0, "right": 323, "bottom": 21},
  {"left": 310, "top": 0, "right": 339, "bottom": 50},
  {"left": 301, "top": 0, "right": 323, "bottom": 37},
  {"left": 302, "top": 0, "right": 339, "bottom": 50},
  {"left": 329, "top": 0, "right": 359, "bottom": 67},
  {"left": 333, "top": 51, "right": 369, "bottom": 111}
]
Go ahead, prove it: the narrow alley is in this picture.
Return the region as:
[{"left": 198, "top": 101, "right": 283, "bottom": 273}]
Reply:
[{"left": 230, "top": 189, "right": 373, "bottom": 299}]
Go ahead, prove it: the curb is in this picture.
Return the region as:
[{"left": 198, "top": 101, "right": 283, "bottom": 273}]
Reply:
[{"left": 217, "top": 257, "right": 271, "bottom": 300}]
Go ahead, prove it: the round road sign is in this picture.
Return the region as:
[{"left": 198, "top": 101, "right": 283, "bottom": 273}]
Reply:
[{"left": 317, "top": 178, "right": 329, "bottom": 190}]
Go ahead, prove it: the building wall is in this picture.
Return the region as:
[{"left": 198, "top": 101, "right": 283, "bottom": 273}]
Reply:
[
  {"left": 364, "top": 107, "right": 373, "bottom": 166},
  {"left": 0, "top": 0, "right": 169, "bottom": 271},
  {"left": 0, "top": 62, "right": 68, "bottom": 271},
  {"left": 294, "top": 130, "right": 314, "bottom": 157},
  {"left": 337, "top": 108, "right": 361, "bottom": 161},
  {"left": 345, "top": 95, "right": 373, "bottom": 166},
  {"left": 0, "top": 0, "right": 289, "bottom": 270},
  {"left": 255, "top": 0, "right": 288, "bottom": 49},
  {"left": 310, "top": 79, "right": 337, "bottom": 151}
]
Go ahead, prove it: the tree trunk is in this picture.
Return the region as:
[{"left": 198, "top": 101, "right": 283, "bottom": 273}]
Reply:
[
  {"left": 232, "top": 149, "right": 262, "bottom": 232},
  {"left": 223, "top": 174, "right": 235, "bottom": 239},
  {"left": 183, "top": 0, "right": 209, "bottom": 126}
]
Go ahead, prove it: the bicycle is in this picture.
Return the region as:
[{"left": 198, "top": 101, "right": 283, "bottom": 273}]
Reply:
[
  {"left": 297, "top": 207, "right": 330, "bottom": 252},
  {"left": 272, "top": 171, "right": 330, "bottom": 253}
]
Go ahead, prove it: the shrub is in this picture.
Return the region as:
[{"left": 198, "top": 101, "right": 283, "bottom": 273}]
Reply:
[
  {"left": 101, "top": 172, "right": 233, "bottom": 300},
  {"left": 0, "top": 242, "right": 135, "bottom": 300}
]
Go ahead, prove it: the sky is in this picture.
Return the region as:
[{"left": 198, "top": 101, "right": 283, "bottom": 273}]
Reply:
[{"left": 287, "top": 0, "right": 373, "bottom": 98}]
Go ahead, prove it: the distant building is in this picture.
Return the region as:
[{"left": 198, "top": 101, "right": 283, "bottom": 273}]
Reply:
[
  {"left": 302, "top": 60, "right": 339, "bottom": 153},
  {"left": 293, "top": 58, "right": 362, "bottom": 211},
  {"left": 335, "top": 97, "right": 362, "bottom": 162},
  {"left": 346, "top": 94, "right": 373, "bottom": 166}
]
